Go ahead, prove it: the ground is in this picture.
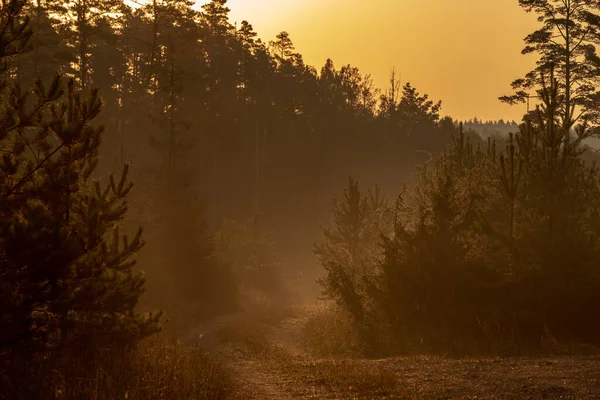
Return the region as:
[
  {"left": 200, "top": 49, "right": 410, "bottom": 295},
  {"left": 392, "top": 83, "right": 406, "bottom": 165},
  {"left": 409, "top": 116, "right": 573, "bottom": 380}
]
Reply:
[{"left": 186, "top": 304, "right": 600, "bottom": 399}]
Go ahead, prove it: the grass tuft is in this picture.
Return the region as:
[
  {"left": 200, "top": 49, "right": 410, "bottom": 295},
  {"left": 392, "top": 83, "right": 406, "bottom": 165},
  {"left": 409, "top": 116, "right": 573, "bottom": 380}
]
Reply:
[
  {"left": 1, "top": 333, "right": 239, "bottom": 400},
  {"left": 303, "top": 301, "right": 365, "bottom": 357}
]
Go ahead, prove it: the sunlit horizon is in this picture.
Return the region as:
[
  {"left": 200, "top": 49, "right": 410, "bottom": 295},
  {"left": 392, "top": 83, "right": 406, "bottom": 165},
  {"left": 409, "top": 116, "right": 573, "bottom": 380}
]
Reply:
[
  {"left": 124, "top": 1, "right": 541, "bottom": 122},
  {"left": 194, "top": 0, "right": 541, "bottom": 123}
]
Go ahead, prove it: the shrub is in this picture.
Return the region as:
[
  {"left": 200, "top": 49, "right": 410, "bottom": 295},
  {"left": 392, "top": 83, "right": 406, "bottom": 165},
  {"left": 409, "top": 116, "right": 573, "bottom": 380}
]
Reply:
[
  {"left": 303, "top": 301, "right": 365, "bottom": 357},
  {"left": 313, "top": 177, "right": 392, "bottom": 354},
  {"left": 318, "top": 70, "right": 600, "bottom": 355}
]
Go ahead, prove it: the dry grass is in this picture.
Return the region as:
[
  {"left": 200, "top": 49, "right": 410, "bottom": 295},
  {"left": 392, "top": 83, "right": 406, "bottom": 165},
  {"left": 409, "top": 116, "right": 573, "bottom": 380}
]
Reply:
[
  {"left": 287, "top": 358, "right": 408, "bottom": 399},
  {"left": 212, "top": 304, "right": 408, "bottom": 399},
  {"left": 1, "top": 333, "right": 240, "bottom": 400},
  {"left": 303, "top": 301, "right": 365, "bottom": 357},
  {"left": 290, "top": 354, "right": 600, "bottom": 399},
  {"left": 217, "top": 302, "right": 600, "bottom": 399}
]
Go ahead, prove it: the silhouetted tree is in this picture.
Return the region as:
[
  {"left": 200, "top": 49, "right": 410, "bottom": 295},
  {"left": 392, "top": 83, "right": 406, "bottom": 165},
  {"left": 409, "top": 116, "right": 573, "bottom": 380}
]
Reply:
[
  {"left": 53, "top": 0, "right": 125, "bottom": 89},
  {"left": 314, "top": 177, "right": 389, "bottom": 352},
  {"left": 9, "top": 1, "right": 70, "bottom": 87},
  {"left": 3, "top": 0, "right": 477, "bottom": 326},
  {"left": 0, "top": 0, "right": 160, "bottom": 368},
  {"left": 501, "top": 0, "right": 600, "bottom": 128}
]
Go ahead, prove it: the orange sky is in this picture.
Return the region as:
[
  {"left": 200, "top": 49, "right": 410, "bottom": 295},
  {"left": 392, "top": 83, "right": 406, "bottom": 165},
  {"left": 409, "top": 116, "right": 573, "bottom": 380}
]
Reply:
[{"left": 197, "top": 0, "right": 540, "bottom": 122}]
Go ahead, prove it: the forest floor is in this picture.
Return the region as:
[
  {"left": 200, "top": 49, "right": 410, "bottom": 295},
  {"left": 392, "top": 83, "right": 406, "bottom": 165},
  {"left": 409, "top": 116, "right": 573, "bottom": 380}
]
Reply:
[{"left": 188, "top": 303, "right": 600, "bottom": 399}]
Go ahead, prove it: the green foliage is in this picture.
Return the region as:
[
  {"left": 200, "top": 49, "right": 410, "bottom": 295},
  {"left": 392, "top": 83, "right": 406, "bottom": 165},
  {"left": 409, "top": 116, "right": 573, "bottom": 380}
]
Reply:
[
  {"left": 405, "top": 74, "right": 600, "bottom": 351},
  {"left": 120, "top": 0, "right": 240, "bottom": 332},
  {"left": 9, "top": 1, "right": 72, "bottom": 88},
  {"left": 1, "top": 0, "right": 466, "bottom": 267},
  {"left": 321, "top": 71, "right": 600, "bottom": 356},
  {"left": 0, "top": 75, "right": 161, "bottom": 356},
  {"left": 377, "top": 128, "right": 489, "bottom": 353},
  {"left": 501, "top": 0, "right": 600, "bottom": 127},
  {"left": 52, "top": 0, "right": 125, "bottom": 88},
  {"left": 0, "top": 0, "right": 159, "bottom": 377},
  {"left": 313, "top": 177, "right": 390, "bottom": 353}
]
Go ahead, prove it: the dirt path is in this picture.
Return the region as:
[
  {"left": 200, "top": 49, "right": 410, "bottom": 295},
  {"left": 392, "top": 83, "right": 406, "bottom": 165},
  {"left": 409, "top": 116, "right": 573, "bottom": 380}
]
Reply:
[
  {"left": 270, "top": 313, "right": 313, "bottom": 358},
  {"left": 227, "top": 360, "right": 296, "bottom": 400},
  {"left": 225, "top": 307, "right": 329, "bottom": 399},
  {"left": 185, "top": 305, "right": 330, "bottom": 399},
  {"left": 186, "top": 306, "right": 600, "bottom": 399},
  {"left": 180, "top": 312, "right": 244, "bottom": 350}
]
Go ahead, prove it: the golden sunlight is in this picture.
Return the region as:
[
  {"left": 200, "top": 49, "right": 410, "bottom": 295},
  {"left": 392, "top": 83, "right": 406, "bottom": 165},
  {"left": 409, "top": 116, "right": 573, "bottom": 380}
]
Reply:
[{"left": 198, "top": 0, "right": 539, "bottom": 122}]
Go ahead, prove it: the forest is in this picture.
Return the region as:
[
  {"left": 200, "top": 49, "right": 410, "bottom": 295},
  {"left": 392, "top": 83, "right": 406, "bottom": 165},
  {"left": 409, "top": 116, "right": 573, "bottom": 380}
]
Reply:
[{"left": 2, "top": 0, "right": 600, "bottom": 398}]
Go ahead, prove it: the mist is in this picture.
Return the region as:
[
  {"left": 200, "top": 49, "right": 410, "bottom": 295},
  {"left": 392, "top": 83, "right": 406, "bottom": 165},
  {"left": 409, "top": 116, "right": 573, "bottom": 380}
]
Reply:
[{"left": 3, "top": 0, "right": 600, "bottom": 399}]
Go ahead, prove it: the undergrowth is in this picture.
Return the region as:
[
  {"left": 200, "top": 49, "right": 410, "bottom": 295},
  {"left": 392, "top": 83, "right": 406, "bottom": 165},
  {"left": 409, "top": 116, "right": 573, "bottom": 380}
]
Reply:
[
  {"left": 303, "top": 300, "right": 600, "bottom": 359},
  {"left": 303, "top": 302, "right": 365, "bottom": 357},
  {"left": 0, "top": 333, "right": 239, "bottom": 400}
]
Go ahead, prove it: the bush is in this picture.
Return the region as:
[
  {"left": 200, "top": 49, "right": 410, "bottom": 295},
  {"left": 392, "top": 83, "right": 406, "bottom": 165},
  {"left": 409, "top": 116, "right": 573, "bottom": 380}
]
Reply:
[
  {"left": 303, "top": 301, "right": 365, "bottom": 357},
  {"left": 313, "top": 177, "right": 392, "bottom": 355},
  {"left": 318, "top": 71, "right": 600, "bottom": 355}
]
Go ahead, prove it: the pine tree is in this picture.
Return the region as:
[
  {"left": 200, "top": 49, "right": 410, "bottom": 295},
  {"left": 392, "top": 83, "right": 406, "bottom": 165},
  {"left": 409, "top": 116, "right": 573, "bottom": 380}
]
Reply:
[
  {"left": 0, "top": 0, "right": 160, "bottom": 363},
  {"left": 500, "top": 0, "right": 600, "bottom": 128},
  {"left": 269, "top": 31, "right": 298, "bottom": 65},
  {"left": 372, "top": 73, "right": 600, "bottom": 351},
  {"left": 375, "top": 125, "right": 494, "bottom": 352},
  {"left": 497, "top": 69, "right": 600, "bottom": 342},
  {"left": 11, "top": 0, "right": 70, "bottom": 88},
  {"left": 0, "top": 0, "right": 33, "bottom": 83},
  {"left": 128, "top": 0, "right": 240, "bottom": 329},
  {"left": 314, "top": 177, "right": 387, "bottom": 337},
  {"left": 54, "top": 0, "right": 125, "bottom": 89}
]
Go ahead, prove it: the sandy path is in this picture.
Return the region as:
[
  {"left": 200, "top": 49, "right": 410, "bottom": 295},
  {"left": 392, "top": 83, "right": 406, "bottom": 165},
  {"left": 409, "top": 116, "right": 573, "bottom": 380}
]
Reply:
[
  {"left": 228, "top": 310, "right": 330, "bottom": 399},
  {"left": 184, "top": 306, "right": 329, "bottom": 399},
  {"left": 227, "top": 360, "right": 296, "bottom": 400},
  {"left": 185, "top": 307, "right": 600, "bottom": 399}
]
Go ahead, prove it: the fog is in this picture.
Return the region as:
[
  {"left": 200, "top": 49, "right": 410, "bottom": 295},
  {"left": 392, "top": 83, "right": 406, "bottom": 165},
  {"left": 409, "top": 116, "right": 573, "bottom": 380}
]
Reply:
[{"left": 4, "top": 1, "right": 600, "bottom": 399}]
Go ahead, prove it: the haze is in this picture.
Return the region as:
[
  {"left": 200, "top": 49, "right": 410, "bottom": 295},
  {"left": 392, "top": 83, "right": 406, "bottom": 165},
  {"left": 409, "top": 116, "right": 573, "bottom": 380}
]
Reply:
[{"left": 6, "top": 0, "right": 600, "bottom": 399}]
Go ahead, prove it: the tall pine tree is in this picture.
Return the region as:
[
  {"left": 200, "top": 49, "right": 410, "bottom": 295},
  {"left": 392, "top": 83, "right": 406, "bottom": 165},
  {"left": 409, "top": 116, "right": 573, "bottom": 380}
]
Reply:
[{"left": 0, "top": 0, "right": 160, "bottom": 364}]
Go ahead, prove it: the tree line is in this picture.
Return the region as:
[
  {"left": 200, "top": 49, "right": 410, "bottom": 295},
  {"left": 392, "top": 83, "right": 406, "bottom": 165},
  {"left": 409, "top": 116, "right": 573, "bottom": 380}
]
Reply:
[
  {"left": 315, "top": 0, "right": 600, "bottom": 356},
  {"left": 461, "top": 118, "right": 520, "bottom": 139},
  {"left": 0, "top": 1, "right": 459, "bottom": 390},
  {"left": 5, "top": 0, "right": 470, "bottom": 324},
  {"left": 14, "top": 0, "right": 459, "bottom": 223}
]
